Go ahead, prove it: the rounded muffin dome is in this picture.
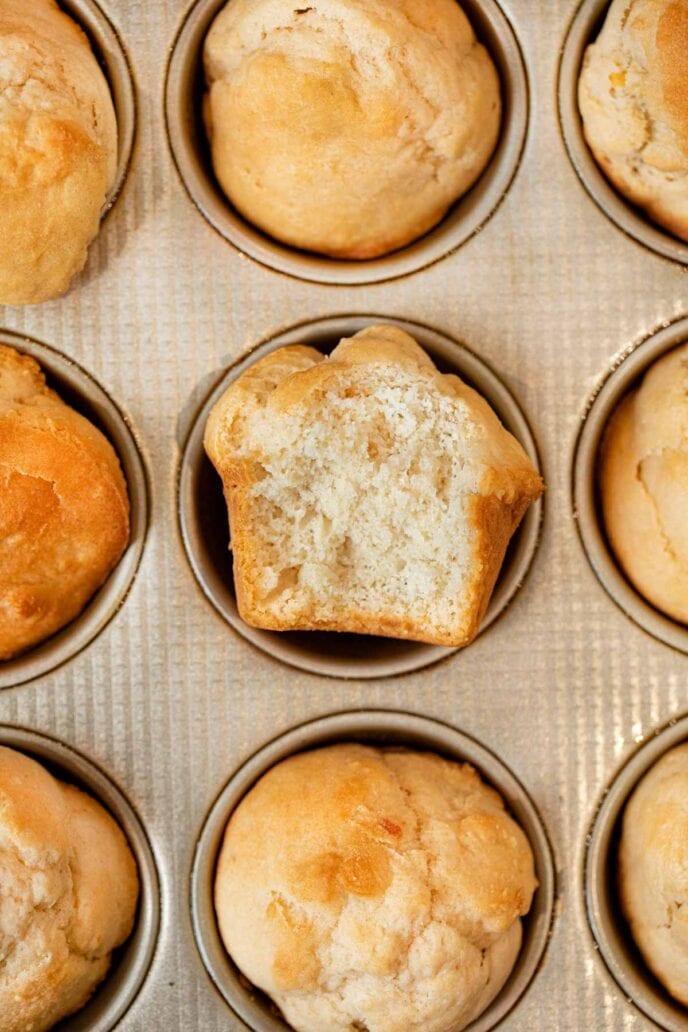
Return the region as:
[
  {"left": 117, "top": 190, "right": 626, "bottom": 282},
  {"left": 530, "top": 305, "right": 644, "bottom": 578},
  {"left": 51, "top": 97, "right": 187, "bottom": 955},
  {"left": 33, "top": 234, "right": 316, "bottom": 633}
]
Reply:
[
  {"left": 214, "top": 743, "right": 537, "bottom": 1032},
  {"left": 203, "top": 0, "right": 501, "bottom": 259},
  {"left": 599, "top": 343, "right": 688, "bottom": 625},
  {"left": 578, "top": 0, "right": 688, "bottom": 242},
  {"left": 620, "top": 743, "right": 688, "bottom": 1005}
]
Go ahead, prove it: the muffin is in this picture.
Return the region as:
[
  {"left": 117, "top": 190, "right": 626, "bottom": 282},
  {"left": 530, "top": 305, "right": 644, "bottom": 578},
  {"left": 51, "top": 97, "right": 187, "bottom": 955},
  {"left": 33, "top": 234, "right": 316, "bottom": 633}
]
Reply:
[
  {"left": 619, "top": 743, "right": 688, "bottom": 1004},
  {"left": 599, "top": 343, "right": 688, "bottom": 624},
  {"left": 0, "top": 0, "right": 118, "bottom": 305},
  {"left": 578, "top": 0, "right": 688, "bottom": 242},
  {"left": 215, "top": 743, "right": 537, "bottom": 1032},
  {"left": 204, "top": 325, "right": 543, "bottom": 647},
  {"left": 0, "top": 345, "right": 130, "bottom": 660},
  {"left": 203, "top": 0, "right": 501, "bottom": 259},
  {"left": 0, "top": 746, "right": 139, "bottom": 1032}
]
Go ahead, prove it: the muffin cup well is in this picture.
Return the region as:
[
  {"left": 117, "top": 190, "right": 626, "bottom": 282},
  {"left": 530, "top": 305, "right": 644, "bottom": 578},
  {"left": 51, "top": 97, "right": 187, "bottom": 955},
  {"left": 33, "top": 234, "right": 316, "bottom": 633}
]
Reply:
[
  {"left": 0, "top": 330, "right": 149, "bottom": 690},
  {"left": 178, "top": 315, "right": 544, "bottom": 680},
  {"left": 61, "top": 0, "right": 137, "bottom": 217},
  {"left": 191, "top": 709, "right": 555, "bottom": 1032},
  {"left": 0, "top": 724, "right": 160, "bottom": 1032},
  {"left": 164, "top": 0, "right": 528, "bottom": 286},
  {"left": 572, "top": 315, "right": 688, "bottom": 654},
  {"left": 558, "top": 0, "right": 688, "bottom": 266},
  {"left": 585, "top": 713, "right": 688, "bottom": 1032}
]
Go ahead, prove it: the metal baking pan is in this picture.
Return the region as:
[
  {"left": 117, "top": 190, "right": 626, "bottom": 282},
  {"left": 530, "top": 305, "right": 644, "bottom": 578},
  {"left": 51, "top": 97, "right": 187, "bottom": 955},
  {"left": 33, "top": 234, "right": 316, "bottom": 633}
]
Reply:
[{"left": 1, "top": 0, "right": 686, "bottom": 1029}]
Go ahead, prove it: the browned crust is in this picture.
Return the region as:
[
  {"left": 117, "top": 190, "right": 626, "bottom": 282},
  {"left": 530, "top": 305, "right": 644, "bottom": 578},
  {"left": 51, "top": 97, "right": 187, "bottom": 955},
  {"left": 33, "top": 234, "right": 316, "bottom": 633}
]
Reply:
[
  {"left": 0, "top": 346, "right": 130, "bottom": 660},
  {"left": 205, "top": 328, "right": 543, "bottom": 647}
]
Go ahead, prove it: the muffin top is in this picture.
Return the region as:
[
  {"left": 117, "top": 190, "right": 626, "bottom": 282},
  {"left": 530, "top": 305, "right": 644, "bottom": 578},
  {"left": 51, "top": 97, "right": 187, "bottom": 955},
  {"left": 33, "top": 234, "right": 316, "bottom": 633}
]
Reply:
[
  {"left": 0, "top": 746, "right": 139, "bottom": 1032},
  {"left": 215, "top": 743, "right": 536, "bottom": 1032},
  {"left": 0, "top": 0, "right": 118, "bottom": 303},
  {"left": 599, "top": 343, "right": 688, "bottom": 624},
  {"left": 203, "top": 0, "right": 501, "bottom": 259},
  {"left": 620, "top": 743, "right": 688, "bottom": 1004},
  {"left": 578, "top": 0, "right": 688, "bottom": 241},
  {"left": 0, "top": 345, "right": 130, "bottom": 660}
]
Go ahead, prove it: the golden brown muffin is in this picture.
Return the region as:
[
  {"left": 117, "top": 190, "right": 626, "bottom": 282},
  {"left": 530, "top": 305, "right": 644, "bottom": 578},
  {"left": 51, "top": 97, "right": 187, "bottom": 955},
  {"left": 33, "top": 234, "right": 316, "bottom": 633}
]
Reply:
[
  {"left": 620, "top": 744, "right": 688, "bottom": 1004},
  {"left": 204, "top": 325, "right": 543, "bottom": 647},
  {"left": 599, "top": 343, "right": 688, "bottom": 623},
  {"left": 0, "top": 0, "right": 118, "bottom": 304},
  {"left": 215, "top": 744, "right": 537, "bottom": 1032},
  {"left": 578, "top": 0, "right": 688, "bottom": 241},
  {"left": 0, "top": 746, "right": 139, "bottom": 1032},
  {"left": 0, "top": 345, "right": 130, "bottom": 660},
  {"left": 203, "top": 0, "right": 501, "bottom": 259}
]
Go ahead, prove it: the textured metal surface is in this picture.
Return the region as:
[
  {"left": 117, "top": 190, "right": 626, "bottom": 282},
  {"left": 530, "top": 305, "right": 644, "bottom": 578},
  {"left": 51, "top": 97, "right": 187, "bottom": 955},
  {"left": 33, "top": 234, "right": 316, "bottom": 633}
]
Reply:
[
  {"left": 1, "top": 0, "right": 687, "bottom": 1030},
  {"left": 191, "top": 711, "right": 554, "bottom": 1032}
]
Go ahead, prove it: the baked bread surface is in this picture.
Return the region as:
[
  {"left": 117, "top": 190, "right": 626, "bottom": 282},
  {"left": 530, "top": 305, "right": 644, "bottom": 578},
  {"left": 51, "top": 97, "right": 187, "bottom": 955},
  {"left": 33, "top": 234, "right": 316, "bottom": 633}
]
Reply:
[
  {"left": 203, "top": 0, "right": 501, "bottom": 259},
  {"left": 0, "top": 345, "right": 130, "bottom": 660},
  {"left": 204, "top": 325, "right": 543, "bottom": 647},
  {"left": 600, "top": 343, "right": 688, "bottom": 623},
  {"left": 578, "top": 0, "right": 688, "bottom": 241},
  {"left": 0, "top": 745, "right": 139, "bottom": 1032},
  {"left": 215, "top": 743, "right": 537, "bottom": 1032},
  {"left": 0, "top": 0, "right": 118, "bottom": 304},
  {"left": 620, "top": 743, "right": 688, "bottom": 1004}
]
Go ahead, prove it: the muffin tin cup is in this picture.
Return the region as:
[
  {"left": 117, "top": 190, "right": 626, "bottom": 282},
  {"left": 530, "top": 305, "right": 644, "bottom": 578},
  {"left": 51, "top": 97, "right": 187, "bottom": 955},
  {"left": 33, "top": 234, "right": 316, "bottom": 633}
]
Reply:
[
  {"left": 164, "top": 0, "right": 528, "bottom": 286},
  {"left": 0, "top": 330, "right": 149, "bottom": 690},
  {"left": 558, "top": 0, "right": 688, "bottom": 266},
  {"left": 191, "top": 709, "right": 556, "bottom": 1032},
  {"left": 178, "top": 315, "right": 543, "bottom": 680},
  {"left": 585, "top": 712, "right": 688, "bottom": 1031},
  {"left": 0, "top": 724, "right": 160, "bottom": 1032},
  {"left": 62, "top": 0, "right": 137, "bottom": 217},
  {"left": 572, "top": 314, "right": 688, "bottom": 654}
]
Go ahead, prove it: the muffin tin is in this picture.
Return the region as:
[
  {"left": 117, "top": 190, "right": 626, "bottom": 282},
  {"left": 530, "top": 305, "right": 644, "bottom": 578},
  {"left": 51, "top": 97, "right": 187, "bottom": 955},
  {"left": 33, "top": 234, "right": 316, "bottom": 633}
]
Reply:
[
  {"left": 179, "top": 315, "right": 543, "bottom": 679},
  {"left": 0, "top": 330, "right": 148, "bottom": 691},
  {"left": 0, "top": 725, "right": 160, "bottom": 1032},
  {"left": 191, "top": 711, "right": 554, "bottom": 1032},
  {"left": 164, "top": 0, "right": 528, "bottom": 285},
  {"left": 1, "top": 1, "right": 687, "bottom": 1030},
  {"left": 558, "top": 0, "right": 688, "bottom": 267}
]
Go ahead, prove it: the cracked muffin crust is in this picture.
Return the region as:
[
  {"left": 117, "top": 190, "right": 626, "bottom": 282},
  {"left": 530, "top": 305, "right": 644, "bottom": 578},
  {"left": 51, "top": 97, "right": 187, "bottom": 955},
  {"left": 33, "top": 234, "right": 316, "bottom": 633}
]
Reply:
[
  {"left": 599, "top": 342, "right": 688, "bottom": 624},
  {"left": 0, "top": 0, "right": 118, "bottom": 304},
  {"left": 203, "top": 0, "right": 501, "bottom": 259},
  {"left": 0, "top": 345, "right": 130, "bottom": 660},
  {"left": 215, "top": 743, "right": 537, "bottom": 1032},
  {"left": 578, "top": 0, "right": 688, "bottom": 242},
  {"left": 0, "top": 746, "right": 139, "bottom": 1032},
  {"left": 620, "top": 743, "right": 688, "bottom": 1004}
]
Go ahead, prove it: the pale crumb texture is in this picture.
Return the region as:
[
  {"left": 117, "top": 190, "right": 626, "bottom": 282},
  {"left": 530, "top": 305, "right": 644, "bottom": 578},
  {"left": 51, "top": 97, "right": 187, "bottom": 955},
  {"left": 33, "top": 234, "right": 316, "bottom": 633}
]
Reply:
[
  {"left": 620, "top": 743, "right": 688, "bottom": 1004},
  {"left": 0, "top": 0, "right": 117, "bottom": 304},
  {"left": 204, "top": 325, "right": 543, "bottom": 647},
  {"left": 578, "top": 0, "right": 688, "bottom": 241},
  {"left": 0, "top": 344, "right": 130, "bottom": 660},
  {"left": 600, "top": 342, "right": 688, "bottom": 624},
  {"left": 215, "top": 744, "right": 537, "bottom": 1032},
  {"left": 203, "top": 0, "right": 501, "bottom": 259},
  {"left": 0, "top": 746, "right": 139, "bottom": 1032}
]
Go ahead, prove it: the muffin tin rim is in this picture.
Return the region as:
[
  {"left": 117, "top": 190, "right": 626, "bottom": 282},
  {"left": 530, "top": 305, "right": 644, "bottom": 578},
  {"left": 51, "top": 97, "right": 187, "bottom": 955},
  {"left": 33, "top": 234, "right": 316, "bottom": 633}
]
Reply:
[
  {"left": 0, "top": 722, "right": 162, "bottom": 1032},
  {"left": 584, "top": 711, "right": 688, "bottom": 1032},
  {"left": 61, "top": 0, "right": 138, "bottom": 220},
  {"left": 177, "top": 313, "right": 545, "bottom": 681},
  {"left": 190, "top": 707, "right": 557, "bottom": 1032},
  {"left": 571, "top": 313, "right": 688, "bottom": 655},
  {"left": 557, "top": 0, "right": 688, "bottom": 267},
  {"left": 0, "top": 328, "right": 150, "bottom": 691},
  {"left": 163, "top": 0, "right": 530, "bottom": 287}
]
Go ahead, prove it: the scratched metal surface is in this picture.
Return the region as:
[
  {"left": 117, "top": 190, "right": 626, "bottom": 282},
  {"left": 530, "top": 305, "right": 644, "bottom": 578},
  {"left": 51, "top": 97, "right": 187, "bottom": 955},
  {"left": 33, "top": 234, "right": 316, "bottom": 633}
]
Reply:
[{"left": 1, "top": 0, "right": 686, "bottom": 1029}]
